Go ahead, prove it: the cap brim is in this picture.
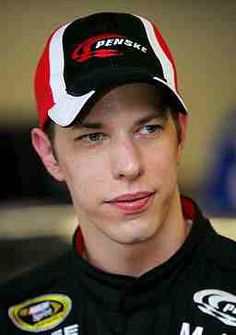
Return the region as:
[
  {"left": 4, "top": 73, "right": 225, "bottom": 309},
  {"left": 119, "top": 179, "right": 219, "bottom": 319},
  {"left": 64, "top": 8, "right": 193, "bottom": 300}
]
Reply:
[{"left": 48, "top": 74, "right": 187, "bottom": 127}]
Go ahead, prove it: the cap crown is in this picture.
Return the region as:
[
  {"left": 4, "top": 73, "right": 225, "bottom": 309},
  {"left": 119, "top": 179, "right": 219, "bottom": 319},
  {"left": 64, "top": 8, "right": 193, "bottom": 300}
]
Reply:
[{"left": 35, "top": 12, "right": 183, "bottom": 130}]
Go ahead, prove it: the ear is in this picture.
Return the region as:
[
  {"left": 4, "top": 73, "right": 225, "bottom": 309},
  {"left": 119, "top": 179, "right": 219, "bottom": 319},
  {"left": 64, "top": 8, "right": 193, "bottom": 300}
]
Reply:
[
  {"left": 176, "top": 113, "right": 188, "bottom": 163},
  {"left": 31, "top": 127, "right": 65, "bottom": 182},
  {"left": 178, "top": 113, "right": 188, "bottom": 147}
]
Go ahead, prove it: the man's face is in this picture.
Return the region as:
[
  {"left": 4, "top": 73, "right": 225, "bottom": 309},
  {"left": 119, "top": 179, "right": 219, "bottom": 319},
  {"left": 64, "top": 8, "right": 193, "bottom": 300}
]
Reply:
[{"left": 50, "top": 83, "right": 186, "bottom": 246}]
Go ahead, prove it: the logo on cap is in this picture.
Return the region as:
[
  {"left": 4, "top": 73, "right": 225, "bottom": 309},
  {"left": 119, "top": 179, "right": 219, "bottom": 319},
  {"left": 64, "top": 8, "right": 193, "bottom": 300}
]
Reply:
[
  {"left": 8, "top": 294, "right": 72, "bottom": 332},
  {"left": 71, "top": 33, "right": 148, "bottom": 63}
]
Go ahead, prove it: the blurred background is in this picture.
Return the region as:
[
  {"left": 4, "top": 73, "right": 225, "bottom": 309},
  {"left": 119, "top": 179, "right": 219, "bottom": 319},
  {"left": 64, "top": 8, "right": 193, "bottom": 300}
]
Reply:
[{"left": 0, "top": 0, "right": 235, "bottom": 282}]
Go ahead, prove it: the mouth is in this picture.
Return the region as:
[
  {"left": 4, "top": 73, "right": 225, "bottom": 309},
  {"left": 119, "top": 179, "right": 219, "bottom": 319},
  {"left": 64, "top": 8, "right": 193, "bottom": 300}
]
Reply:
[{"left": 105, "top": 192, "right": 155, "bottom": 214}]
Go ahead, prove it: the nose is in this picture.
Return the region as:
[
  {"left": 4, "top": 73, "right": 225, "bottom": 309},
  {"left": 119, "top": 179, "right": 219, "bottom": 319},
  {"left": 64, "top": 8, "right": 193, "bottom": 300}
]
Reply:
[{"left": 110, "top": 136, "right": 144, "bottom": 180}]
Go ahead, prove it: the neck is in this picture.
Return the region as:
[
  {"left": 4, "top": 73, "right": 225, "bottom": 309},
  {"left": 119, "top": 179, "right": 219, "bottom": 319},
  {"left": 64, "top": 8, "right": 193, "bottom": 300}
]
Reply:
[{"left": 79, "top": 192, "right": 189, "bottom": 277}]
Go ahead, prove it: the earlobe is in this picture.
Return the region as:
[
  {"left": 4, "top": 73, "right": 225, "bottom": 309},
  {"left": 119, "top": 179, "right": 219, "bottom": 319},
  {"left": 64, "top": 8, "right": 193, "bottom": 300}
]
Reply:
[{"left": 31, "top": 128, "right": 65, "bottom": 182}]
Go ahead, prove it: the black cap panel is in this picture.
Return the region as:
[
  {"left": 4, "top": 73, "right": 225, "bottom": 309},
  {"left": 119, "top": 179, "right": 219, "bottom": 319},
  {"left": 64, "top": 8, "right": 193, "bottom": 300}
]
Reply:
[{"left": 63, "top": 12, "right": 165, "bottom": 95}]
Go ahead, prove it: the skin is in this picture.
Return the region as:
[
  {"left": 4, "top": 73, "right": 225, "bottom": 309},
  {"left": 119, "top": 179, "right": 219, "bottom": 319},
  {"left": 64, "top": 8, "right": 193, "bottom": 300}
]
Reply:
[{"left": 31, "top": 83, "right": 188, "bottom": 277}]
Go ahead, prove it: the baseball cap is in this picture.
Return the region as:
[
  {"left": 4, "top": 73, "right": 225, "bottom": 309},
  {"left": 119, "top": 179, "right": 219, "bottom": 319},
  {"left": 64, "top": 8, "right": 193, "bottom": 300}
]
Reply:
[{"left": 34, "top": 12, "right": 188, "bottom": 130}]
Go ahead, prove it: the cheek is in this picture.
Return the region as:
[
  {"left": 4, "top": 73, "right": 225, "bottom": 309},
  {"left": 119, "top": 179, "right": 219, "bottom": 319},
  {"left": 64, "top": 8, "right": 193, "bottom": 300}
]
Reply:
[
  {"left": 145, "top": 143, "right": 179, "bottom": 186},
  {"left": 60, "top": 155, "right": 108, "bottom": 203}
]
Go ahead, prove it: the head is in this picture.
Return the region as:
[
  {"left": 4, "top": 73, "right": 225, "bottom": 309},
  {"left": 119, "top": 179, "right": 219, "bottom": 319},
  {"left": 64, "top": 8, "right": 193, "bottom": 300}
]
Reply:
[{"left": 32, "top": 12, "right": 188, "bottom": 247}]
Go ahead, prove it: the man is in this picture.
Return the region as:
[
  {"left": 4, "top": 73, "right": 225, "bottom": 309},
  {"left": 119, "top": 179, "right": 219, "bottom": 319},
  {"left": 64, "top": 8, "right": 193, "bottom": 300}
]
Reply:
[{"left": 0, "top": 12, "right": 235, "bottom": 335}]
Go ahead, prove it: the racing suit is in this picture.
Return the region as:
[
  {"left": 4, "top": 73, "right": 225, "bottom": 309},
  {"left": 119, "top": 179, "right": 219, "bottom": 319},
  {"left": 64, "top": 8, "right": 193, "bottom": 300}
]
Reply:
[{"left": 0, "top": 197, "right": 236, "bottom": 335}]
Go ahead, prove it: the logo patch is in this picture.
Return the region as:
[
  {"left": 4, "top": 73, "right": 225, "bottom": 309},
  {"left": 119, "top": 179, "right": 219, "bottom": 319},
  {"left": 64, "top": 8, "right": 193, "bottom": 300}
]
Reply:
[
  {"left": 194, "top": 289, "right": 236, "bottom": 327},
  {"left": 8, "top": 294, "right": 72, "bottom": 332}
]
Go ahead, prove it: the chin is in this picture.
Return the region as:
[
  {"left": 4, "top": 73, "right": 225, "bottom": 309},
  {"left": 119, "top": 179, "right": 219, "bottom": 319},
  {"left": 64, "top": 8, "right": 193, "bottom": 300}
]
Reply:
[{"left": 108, "top": 221, "right": 158, "bottom": 246}]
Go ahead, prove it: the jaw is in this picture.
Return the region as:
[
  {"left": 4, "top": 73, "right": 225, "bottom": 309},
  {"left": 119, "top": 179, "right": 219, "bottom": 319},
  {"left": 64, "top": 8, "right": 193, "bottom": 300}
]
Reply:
[{"left": 74, "top": 185, "right": 186, "bottom": 276}]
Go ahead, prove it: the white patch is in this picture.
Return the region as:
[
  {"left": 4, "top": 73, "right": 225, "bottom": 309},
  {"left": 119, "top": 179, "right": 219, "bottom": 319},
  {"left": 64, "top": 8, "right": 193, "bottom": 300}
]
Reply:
[{"left": 194, "top": 289, "right": 236, "bottom": 327}]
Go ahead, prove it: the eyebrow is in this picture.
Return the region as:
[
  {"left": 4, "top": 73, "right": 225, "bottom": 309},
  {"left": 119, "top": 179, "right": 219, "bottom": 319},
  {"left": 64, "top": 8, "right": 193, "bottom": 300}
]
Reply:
[
  {"left": 71, "top": 111, "right": 167, "bottom": 130},
  {"left": 71, "top": 121, "right": 103, "bottom": 130}
]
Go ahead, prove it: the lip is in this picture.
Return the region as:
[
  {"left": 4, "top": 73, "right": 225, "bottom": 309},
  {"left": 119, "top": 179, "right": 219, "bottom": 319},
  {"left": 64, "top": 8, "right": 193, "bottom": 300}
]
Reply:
[{"left": 105, "top": 192, "right": 155, "bottom": 214}]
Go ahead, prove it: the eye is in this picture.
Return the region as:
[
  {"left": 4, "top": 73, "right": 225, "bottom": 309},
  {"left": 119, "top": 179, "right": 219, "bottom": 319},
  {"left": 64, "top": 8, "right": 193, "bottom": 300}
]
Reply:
[
  {"left": 76, "top": 132, "right": 107, "bottom": 143},
  {"left": 138, "top": 124, "right": 163, "bottom": 135}
]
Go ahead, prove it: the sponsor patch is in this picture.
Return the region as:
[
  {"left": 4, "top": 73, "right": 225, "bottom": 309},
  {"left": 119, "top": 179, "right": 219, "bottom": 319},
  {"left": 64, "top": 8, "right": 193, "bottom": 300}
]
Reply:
[
  {"left": 194, "top": 289, "right": 236, "bottom": 327},
  {"left": 8, "top": 294, "right": 72, "bottom": 332}
]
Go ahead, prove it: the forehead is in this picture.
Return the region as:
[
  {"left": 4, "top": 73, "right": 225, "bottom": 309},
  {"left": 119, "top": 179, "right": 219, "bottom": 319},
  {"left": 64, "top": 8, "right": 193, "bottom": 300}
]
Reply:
[{"left": 76, "top": 82, "right": 167, "bottom": 123}]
